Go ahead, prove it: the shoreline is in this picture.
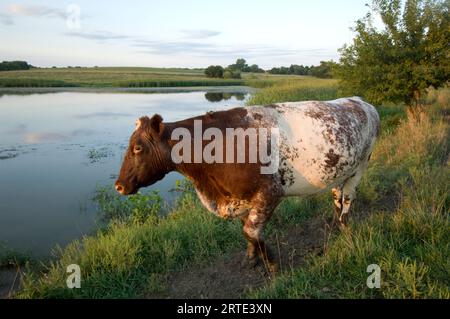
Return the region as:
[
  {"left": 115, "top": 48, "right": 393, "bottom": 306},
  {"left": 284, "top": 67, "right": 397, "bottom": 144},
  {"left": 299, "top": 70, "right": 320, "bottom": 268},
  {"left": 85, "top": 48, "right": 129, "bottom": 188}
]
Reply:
[{"left": 0, "top": 86, "right": 257, "bottom": 95}]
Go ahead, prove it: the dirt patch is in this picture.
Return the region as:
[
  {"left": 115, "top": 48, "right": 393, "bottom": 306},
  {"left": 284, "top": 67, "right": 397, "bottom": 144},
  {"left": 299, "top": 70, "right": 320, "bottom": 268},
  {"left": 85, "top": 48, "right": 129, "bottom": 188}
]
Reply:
[
  {"left": 151, "top": 215, "right": 329, "bottom": 299},
  {"left": 0, "top": 268, "right": 21, "bottom": 299}
]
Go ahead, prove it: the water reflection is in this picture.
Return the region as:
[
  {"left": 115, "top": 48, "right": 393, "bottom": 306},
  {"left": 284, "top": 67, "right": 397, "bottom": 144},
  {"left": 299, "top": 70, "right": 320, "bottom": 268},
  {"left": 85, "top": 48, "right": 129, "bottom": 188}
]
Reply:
[
  {"left": 0, "top": 89, "right": 250, "bottom": 255},
  {"left": 204, "top": 92, "right": 246, "bottom": 102}
]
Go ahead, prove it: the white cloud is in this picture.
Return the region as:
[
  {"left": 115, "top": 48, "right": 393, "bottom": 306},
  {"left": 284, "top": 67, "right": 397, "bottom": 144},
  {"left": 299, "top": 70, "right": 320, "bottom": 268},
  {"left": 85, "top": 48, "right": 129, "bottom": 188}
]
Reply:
[{"left": 180, "top": 29, "right": 221, "bottom": 39}]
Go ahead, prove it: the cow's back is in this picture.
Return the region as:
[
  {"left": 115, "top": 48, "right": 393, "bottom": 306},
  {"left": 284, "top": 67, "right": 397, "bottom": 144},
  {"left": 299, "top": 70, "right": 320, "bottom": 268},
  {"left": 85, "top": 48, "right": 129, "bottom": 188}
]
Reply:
[{"left": 248, "top": 97, "right": 380, "bottom": 196}]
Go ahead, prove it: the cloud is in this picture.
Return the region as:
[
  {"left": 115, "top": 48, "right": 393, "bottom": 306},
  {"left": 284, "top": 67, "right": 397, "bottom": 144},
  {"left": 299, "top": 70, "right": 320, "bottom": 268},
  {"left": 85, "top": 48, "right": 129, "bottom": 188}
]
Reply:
[
  {"left": 65, "top": 30, "right": 131, "bottom": 41},
  {"left": 134, "top": 39, "right": 215, "bottom": 55},
  {"left": 0, "top": 13, "right": 13, "bottom": 25},
  {"left": 181, "top": 29, "right": 221, "bottom": 39},
  {"left": 61, "top": 27, "right": 336, "bottom": 64},
  {"left": 134, "top": 39, "right": 333, "bottom": 60},
  {"left": 8, "top": 4, "right": 67, "bottom": 19}
]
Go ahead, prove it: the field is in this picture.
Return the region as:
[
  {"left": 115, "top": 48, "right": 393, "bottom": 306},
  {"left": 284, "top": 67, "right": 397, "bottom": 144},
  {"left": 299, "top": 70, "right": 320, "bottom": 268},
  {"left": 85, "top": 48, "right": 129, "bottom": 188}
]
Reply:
[
  {"left": 4, "top": 77, "right": 448, "bottom": 299},
  {"left": 0, "top": 67, "right": 245, "bottom": 87},
  {"left": 0, "top": 67, "right": 334, "bottom": 90}
]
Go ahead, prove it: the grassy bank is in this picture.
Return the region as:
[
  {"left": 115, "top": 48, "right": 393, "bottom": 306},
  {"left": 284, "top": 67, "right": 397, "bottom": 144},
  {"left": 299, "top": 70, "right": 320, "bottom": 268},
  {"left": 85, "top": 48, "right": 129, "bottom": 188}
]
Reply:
[{"left": 13, "top": 83, "right": 449, "bottom": 298}]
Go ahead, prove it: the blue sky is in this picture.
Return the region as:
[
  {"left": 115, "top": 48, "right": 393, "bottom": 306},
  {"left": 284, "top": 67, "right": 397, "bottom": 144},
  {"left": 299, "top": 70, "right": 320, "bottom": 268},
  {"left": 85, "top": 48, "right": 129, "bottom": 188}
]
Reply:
[{"left": 0, "top": 0, "right": 373, "bottom": 68}]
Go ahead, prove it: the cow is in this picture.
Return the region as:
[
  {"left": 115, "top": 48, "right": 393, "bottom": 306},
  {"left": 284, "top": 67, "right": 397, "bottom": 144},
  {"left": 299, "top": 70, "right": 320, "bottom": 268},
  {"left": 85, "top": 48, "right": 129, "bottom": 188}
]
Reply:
[{"left": 115, "top": 97, "right": 380, "bottom": 273}]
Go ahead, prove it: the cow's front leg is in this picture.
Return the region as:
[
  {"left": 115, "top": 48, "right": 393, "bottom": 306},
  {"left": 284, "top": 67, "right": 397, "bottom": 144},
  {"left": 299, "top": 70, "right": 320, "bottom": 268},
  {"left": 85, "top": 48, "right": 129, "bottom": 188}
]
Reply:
[{"left": 242, "top": 209, "right": 277, "bottom": 273}]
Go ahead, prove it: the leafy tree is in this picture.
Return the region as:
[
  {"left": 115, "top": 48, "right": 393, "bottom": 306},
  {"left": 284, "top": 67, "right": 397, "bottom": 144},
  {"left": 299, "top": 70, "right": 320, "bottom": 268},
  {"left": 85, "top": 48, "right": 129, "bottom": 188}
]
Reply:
[
  {"left": 336, "top": 0, "right": 450, "bottom": 107},
  {"left": 249, "top": 64, "right": 265, "bottom": 73},
  {"left": 0, "top": 61, "right": 33, "bottom": 71},
  {"left": 309, "top": 61, "right": 337, "bottom": 78},
  {"left": 204, "top": 65, "right": 224, "bottom": 78},
  {"left": 235, "top": 58, "right": 247, "bottom": 70},
  {"left": 223, "top": 69, "right": 241, "bottom": 79},
  {"left": 228, "top": 58, "right": 249, "bottom": 71}
]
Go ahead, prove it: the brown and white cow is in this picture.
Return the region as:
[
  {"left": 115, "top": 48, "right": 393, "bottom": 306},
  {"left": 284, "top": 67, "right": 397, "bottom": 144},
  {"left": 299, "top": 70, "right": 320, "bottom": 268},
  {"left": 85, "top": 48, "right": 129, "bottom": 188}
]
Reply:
[{"left": 115, "top": 97, "right": 380, "bottom": 273}]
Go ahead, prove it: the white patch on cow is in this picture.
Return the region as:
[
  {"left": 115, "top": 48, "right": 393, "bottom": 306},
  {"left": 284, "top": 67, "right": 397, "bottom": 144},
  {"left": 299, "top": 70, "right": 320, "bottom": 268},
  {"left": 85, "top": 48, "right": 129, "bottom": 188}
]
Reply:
[
  {"left": 247, "top": 97, "right": 379, "bottom": 197},
  {"left": 195, "top": 188, "right": 217, "bottom": 214}
]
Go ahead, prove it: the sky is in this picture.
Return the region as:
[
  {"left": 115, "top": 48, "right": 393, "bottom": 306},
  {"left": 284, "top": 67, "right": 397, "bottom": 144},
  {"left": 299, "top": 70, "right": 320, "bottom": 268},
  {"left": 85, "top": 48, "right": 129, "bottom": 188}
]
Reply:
[{"left": 0, "top": 0, "right": 373, "bottom": 68}]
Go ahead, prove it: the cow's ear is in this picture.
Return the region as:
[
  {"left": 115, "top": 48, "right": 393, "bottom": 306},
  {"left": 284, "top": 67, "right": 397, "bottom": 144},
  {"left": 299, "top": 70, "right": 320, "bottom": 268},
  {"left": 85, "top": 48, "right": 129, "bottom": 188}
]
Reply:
[
  {"left": 135, "top": 116, "right": 149, "bottom": 131},
  {"left": 149, "top": 114, "right": 164, "bottom": 137}
]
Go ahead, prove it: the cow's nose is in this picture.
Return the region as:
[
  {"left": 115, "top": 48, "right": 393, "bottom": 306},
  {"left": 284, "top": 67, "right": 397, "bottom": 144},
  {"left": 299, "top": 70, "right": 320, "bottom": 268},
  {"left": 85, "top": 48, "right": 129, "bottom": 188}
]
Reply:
[{"left": 115, "top": 184, "right": 124, "bottom": 194}]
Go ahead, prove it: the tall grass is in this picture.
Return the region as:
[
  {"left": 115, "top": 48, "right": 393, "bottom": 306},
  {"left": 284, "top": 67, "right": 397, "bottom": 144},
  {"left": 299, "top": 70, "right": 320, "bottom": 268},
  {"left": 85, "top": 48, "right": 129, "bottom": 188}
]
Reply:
[
  {"left": 246, "top": 78, "right": 339, "bottom": 105},
  {"left": 0, "top": 78, "right": 76, "bottom": 87},
  {"left": 117, "top": 79, "right": 244, "bottom": 88}
]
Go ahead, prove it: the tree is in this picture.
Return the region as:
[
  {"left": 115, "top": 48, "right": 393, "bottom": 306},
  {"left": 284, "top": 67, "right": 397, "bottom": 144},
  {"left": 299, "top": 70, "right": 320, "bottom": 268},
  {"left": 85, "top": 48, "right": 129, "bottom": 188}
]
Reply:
[
  {"left": 228, "top": 58, "right": 249, "bottom": 72},
  {"left": 204, "top": 65, "right": 224, "bottom": 78},
  {"left": 336, "top": 0, "right": 450, "bottom": 107},
  {"left": 235, "top": 58, "right": 247, "bottom": 71},
  {"left": 0, "top": 61, "right": 33, "bottom": 71},
  {"left": 309, "top": 61, "right": 337, "bottom": 78},
  {"left": 249, "top": 64, "right": 265, "bottom": 73},
  {"left": 223, "top": 69, "right": 241, "bottom": 79}
]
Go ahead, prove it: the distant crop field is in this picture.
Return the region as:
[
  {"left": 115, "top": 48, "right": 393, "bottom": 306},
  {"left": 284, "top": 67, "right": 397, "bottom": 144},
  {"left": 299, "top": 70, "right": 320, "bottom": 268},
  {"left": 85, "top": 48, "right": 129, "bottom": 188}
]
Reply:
[{"left": 0, "top": 67, "right": 321, "bottom": 88}]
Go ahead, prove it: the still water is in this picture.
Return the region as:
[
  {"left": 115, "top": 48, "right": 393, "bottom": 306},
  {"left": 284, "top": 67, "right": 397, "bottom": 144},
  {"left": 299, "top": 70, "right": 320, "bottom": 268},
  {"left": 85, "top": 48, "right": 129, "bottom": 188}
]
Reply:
[{"left": 0, "top": 89, "right": 250, "bottom": 255}]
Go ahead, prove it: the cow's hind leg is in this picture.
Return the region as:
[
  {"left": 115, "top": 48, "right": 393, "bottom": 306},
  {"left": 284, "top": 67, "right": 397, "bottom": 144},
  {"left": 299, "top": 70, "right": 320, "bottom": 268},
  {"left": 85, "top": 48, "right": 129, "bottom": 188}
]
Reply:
[
  {"left": 339, "top": 162, "right": 368, "bottom": 226},
  {"left": 332, "top": 187, "right": 343, "bottom": 226},
  {"left": 242, "top": 209, "right": 277, "bottom": 273}
]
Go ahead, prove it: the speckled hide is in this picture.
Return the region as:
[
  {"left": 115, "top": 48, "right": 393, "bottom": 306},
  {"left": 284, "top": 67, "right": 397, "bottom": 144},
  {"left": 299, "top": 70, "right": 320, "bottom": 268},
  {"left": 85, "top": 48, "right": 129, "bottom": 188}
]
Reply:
[{"left": 247, "top": 97, "right": 380, "bottom": 197}]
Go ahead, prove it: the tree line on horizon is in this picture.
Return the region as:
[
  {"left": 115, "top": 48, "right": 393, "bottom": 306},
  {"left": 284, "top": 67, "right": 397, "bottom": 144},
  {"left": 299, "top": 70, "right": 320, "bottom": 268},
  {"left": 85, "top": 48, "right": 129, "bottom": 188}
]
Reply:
[
  {"left": 205, "top": 58, "right": 337, "bottom": 79},
  {"left": 0, "top": 61, "right": 33, "bottom": 71}
]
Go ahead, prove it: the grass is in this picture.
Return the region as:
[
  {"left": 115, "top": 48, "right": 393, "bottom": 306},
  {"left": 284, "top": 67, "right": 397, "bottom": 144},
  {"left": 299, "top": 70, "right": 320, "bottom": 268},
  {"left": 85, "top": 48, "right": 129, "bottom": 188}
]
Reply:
[
  {"left": 0, "top": 244, "right": 33, "bottom": 268},
  {"left": 246, "top": 78, "right": 339, "bottom": 105},
  {"left": 11, "top": 80, "right": 449, "bottom": 298}
]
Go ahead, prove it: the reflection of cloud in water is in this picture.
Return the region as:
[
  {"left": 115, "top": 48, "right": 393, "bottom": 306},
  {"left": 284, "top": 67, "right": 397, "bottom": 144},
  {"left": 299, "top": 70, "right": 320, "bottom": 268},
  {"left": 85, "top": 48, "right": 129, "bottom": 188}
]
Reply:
[
  {"left": 5, "top": 123, "right": 27, "bottom": 134},
  {"left": 24, "top": 132, "right": 69, "bottom": 143},
  {"left": 75, "top": 111, "right": 131, "bottom": 119},
  {"left": 5, "top": 126, "right": 96, "bottom": 144}
]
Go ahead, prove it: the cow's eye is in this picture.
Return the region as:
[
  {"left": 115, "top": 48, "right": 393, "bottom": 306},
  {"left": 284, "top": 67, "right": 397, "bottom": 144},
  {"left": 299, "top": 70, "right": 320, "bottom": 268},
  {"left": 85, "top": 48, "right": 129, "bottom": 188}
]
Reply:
[{"left": 134, "top": 145, "right": 142, "bottom": 154}]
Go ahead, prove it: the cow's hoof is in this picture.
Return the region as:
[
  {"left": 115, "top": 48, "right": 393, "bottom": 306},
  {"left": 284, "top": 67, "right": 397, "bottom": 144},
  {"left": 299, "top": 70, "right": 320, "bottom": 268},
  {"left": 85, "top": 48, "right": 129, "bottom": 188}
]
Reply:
[
  {"left": 241, "top": 256, "right": 259, "bottom": 269},
  {"left": 338, "top": 213, "right": 349, "bottom": 229},
  {"left": 267, "top": 262, "right": 279, "bottom": 274}
]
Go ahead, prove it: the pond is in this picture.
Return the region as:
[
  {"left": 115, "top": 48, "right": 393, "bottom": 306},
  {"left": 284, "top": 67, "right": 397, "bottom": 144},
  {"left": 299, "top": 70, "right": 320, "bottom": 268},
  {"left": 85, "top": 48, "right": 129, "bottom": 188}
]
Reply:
[{"left": 0, "top": 88, "right": 251, "bottom": 256}]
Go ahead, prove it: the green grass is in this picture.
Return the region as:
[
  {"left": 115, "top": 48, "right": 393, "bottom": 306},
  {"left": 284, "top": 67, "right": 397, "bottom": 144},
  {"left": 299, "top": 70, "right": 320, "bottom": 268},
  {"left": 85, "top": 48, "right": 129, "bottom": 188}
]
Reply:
[
  {"left": 0, "top": 245, "right": 33, "bottom": 268},
  {"left": 246, "top": 78, "right": 339, "bottom": 105},
  {"left": 11, "top": 79, "right": 449, "bottom": 299}
]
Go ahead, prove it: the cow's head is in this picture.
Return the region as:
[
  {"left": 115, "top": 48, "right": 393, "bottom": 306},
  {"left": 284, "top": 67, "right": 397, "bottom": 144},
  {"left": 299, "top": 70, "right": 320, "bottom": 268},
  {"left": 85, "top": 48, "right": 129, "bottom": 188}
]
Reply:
[{"left": 115, "top": 114, "right": 171, "bottom": 195}]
